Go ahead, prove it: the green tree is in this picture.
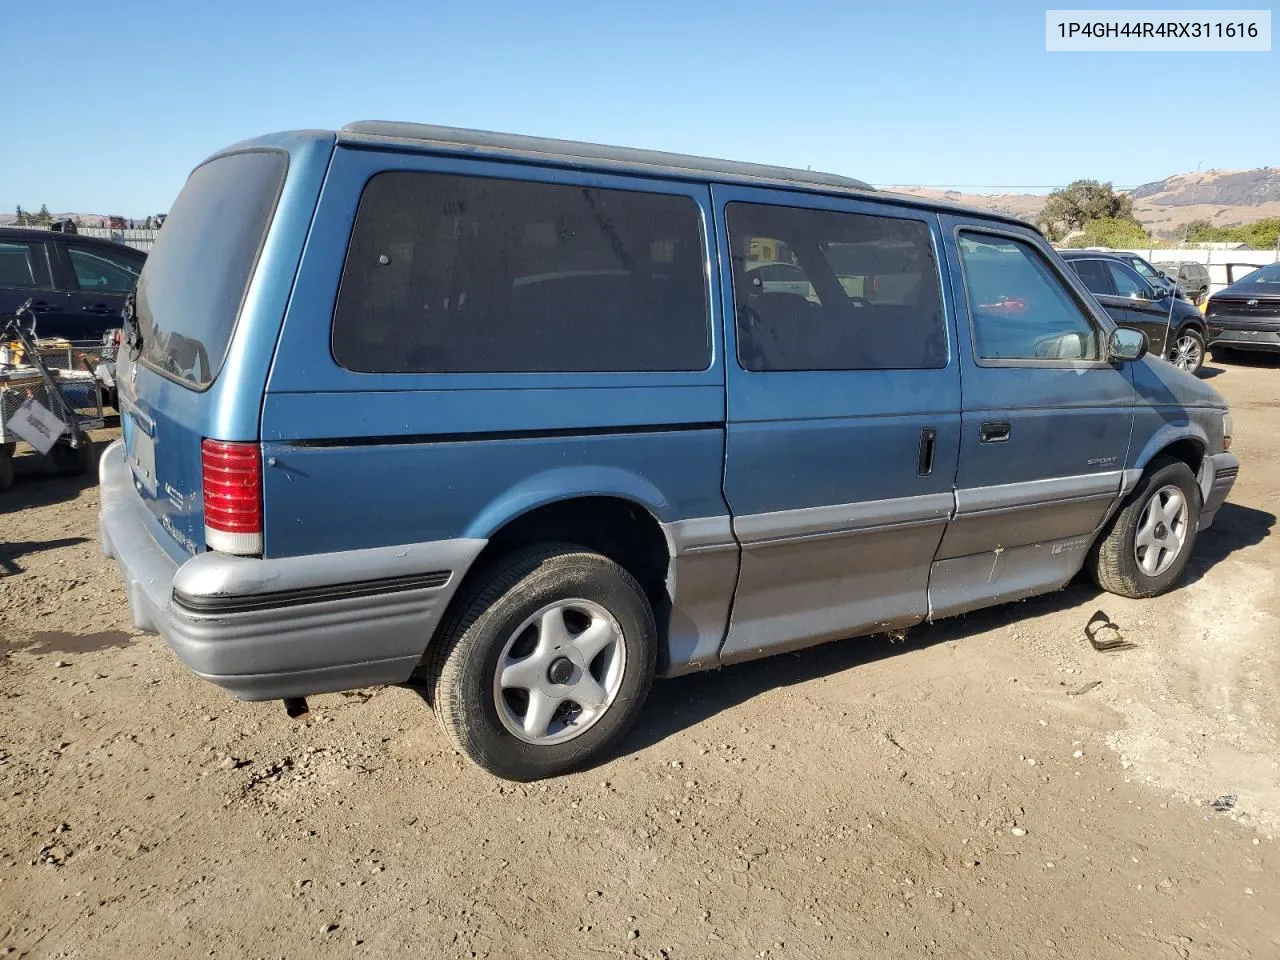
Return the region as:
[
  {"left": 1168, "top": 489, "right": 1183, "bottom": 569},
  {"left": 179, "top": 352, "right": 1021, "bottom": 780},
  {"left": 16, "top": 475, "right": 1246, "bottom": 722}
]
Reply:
[
  {"left": 36, "top": 203, "right": 52, "bottom": 227},
  {"left": 1037, "top": 180, "right": 1135, "bottom": 241},
  {"left": 1239, "top": 217, "right": 1280, "bottom": 250},
  {"left": 1184, "top": 219, "right": 1220, "bottom": 242},
  {"left": 1183, "top": 216, "right": 1280, "bottom": 249},
  {"left": 1063, "top": 216, "right": 1150, "bottom": 249},
  {"left": 14, "top": 205, "right": 28, "bottom": 226}
]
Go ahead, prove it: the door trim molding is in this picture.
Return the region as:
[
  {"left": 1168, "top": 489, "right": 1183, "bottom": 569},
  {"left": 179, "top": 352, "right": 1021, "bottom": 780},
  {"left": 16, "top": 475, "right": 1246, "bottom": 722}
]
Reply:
[
  {"left": 954, "top": 471, "right": 1122, "bottom": 517},
  {"left": 733, "top": 491, "right": 955, "bottom": 546}
]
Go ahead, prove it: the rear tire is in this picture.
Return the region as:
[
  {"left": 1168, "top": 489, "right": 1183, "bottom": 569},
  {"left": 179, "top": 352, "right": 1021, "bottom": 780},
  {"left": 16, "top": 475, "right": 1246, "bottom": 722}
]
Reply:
[
  {"left": 423, "top": 545, "right": 657, "bottom": 781},
  {"left": 1086, "top": 458, "right": 1201, "bottom": 599}
]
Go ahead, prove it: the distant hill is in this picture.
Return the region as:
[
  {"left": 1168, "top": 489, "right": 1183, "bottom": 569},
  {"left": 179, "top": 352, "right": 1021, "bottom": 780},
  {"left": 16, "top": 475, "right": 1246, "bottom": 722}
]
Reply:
[{"left": 891, "top": 166, "right": 1280, "bottom": 240}]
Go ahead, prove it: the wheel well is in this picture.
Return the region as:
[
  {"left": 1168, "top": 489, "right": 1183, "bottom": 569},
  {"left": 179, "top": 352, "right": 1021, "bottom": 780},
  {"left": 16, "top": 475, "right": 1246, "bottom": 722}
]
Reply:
[
  {"left": 1150, "top": 437, "right": 1204, "bottom": 476},
  {"left": 447, "top": 495, "right": 672, "bottom": 637}
]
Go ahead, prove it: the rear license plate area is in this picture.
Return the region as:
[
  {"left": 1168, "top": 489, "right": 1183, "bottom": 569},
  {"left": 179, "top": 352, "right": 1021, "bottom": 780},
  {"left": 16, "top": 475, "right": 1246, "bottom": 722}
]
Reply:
[{"left": 126, "top": 415, "right": 156, "bottom": 494}]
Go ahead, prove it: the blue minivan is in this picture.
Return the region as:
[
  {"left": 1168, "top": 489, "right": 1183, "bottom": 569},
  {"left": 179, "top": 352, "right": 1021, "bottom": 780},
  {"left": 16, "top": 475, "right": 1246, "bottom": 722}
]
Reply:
[{"left": 99, "top": 123, "right": 1238, "bottom": 780}]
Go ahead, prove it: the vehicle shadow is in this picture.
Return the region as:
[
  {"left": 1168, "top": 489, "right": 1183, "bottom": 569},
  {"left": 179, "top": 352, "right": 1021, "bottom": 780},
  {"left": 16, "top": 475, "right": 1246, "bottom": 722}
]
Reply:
[
  {"left": 617, "top": 578, "right": 1104, "bottom": 761},
  {"left": 0, "top": 537, "right": 91, "bottom": 576},
  {"left": 0, "top": 439, "right": 104, "bottom": 514},
  {"left": 1213, "top": 351, "right": 1280, "bottom": 369},
  {"left": 614, "top": 501, "right": 1273, "bottom": 763},
  {"left": 1197, "top": 365, "right": 1226, "bottom": 380},
  {"left": 1181, "top": 501, "right": 1274, "bottom": 586}
]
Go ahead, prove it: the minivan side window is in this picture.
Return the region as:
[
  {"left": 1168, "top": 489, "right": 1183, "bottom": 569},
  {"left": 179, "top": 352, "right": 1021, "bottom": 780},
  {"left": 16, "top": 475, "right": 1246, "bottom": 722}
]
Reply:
[
  {"left": 726, "top": 202, "right": 946, "bottom": 371},
  {"left": 331, "top": 172, "right": 710, "bottom": 374},
  {"left": 958, "top": 233, "right": 1100, "bottom": 362}
]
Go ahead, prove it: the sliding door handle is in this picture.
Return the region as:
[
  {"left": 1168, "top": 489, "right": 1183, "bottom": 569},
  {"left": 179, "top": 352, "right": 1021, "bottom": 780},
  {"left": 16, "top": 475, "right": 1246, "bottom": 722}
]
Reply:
[
  {"left": 980, "top": 421, "right": 1011, "bottom": 443},
  {"left": 917, "top": 427, "right": 937, "bottom": 475}
]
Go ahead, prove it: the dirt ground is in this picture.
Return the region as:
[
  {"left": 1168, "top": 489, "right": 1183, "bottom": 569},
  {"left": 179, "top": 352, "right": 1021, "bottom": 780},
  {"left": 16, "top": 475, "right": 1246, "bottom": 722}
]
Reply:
[{"left": 2, "top": 357, "right": 1279, "bottom": 959}]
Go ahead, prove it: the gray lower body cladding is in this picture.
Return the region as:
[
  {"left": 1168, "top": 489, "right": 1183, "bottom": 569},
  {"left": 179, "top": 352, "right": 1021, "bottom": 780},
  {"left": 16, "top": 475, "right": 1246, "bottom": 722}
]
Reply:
[{"left": 97, "top": 440, "right": 485, "bottom": 700}]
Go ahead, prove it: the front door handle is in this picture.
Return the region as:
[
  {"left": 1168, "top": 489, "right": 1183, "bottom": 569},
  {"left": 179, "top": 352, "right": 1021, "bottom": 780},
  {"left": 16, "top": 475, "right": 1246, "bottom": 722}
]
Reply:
[
  {"left": 980, "top": 421, "right": 1011, "bottom": 443},
  {"left": 81, "top": 304, "right": 117, "bottom": 315},
  {"left": 917, "top": 427, "right": 937, "bottom": 475}
]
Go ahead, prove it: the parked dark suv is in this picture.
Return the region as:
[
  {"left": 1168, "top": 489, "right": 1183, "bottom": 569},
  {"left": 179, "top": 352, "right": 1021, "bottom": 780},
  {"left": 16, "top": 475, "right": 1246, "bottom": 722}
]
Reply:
[
  {"left": 1058, "top": 250, "right": 1208, "bottom": 374},
  {"left": 1155, "top": 260, "right": 1211, "bottom": 305},
  {"left": 0, "top": 227, "right": 144, "bottom": 339}
]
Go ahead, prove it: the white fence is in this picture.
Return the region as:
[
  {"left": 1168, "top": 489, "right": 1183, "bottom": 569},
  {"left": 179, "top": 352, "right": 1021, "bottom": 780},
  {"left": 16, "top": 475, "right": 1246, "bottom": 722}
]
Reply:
[{"left": 1110, "top": 247, "right": 1279, "bottom": 296}]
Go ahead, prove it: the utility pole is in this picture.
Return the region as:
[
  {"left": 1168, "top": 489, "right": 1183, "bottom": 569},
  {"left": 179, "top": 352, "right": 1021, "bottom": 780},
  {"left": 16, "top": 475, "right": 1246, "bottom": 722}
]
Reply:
[{"left": 1182, "top": 161, "right": 1203, "bottom": 247}]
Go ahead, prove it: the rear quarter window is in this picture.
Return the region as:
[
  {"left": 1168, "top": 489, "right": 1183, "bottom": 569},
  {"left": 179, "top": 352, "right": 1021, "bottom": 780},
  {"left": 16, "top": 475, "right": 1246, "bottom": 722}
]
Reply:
[
  {"left": 331, "top": 172, "right": 711, "bottom": 374},
  {"left": 135, "top": 150, "right": 287, "bottom": 388}
]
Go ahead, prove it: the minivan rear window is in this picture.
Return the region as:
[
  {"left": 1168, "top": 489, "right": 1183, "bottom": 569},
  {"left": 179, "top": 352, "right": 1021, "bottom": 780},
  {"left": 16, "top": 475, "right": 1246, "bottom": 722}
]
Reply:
[
  {"left": 135, "top": 150, "right": 287, "bottom": 388},
  {"left": 331, "top": 172, "right": 711, "bottom": 374}
]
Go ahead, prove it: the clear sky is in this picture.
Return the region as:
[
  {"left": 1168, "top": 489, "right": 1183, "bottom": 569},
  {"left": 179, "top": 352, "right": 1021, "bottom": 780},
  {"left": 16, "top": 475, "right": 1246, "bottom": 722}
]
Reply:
[{"left": 2, "top": 0, "right": 1275, "bottom": 215}]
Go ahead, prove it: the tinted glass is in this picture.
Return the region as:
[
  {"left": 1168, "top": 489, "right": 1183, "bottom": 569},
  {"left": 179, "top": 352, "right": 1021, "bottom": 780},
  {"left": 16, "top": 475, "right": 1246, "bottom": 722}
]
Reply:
[
  {"left": 1106, "top": 261, "right": 1150, "bottom": 298},
  {"left": 727, "top": 202, "right": 946, "bottom": 371},
  {"left": 1128, "top": 257, "right": 1160, "bottom": 279},
  {"left": 958, "top": 233, "right": 1100, "bottom": 361},
  {"left": 69, "top": 246, "right": 143, "bottom": 294},
  {"left": 332, "top": 172, "right": 710, "bottom": 374},
  {"left": 135, "top": 150, "right": 287, "bottom": 387},
  {"left": 1070, "top": 258, "right": 1113, "bottom": 295},
  {"left": 1238, "top": 262, "right": 1280, "bottom": 286},
  {"left": 0, "top": 241, "right": 48, "bottom": 289}
]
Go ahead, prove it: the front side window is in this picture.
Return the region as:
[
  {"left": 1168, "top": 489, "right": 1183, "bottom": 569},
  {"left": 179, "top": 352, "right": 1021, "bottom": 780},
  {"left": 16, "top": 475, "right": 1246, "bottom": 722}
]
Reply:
[
  {"left": 727, "top": 202, "right": 946, "bottom": 371},
  {"left": 958, "top": 233, "right": 1100, "bottom": 362},
  {"left": 68, "top": 246, "right": 143, "bottom": 294},
  {"left": 0, "top": 241, "right": 50, "bottom": 289},
  {"left": 332, "top": 172, "right": 711, "bottom": 374},
  {"left": 1106, "top": 261, "right": 1151, "bottom": 298},
  {"left": 1070, "top": 259, "right": 1114, "bottom": 296}
]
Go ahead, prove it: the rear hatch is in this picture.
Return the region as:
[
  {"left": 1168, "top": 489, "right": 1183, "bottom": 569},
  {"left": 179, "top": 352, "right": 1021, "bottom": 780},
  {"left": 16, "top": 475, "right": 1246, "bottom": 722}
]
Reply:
[{"left": 118, "top": 150, "right": 289, "bottom": 560}]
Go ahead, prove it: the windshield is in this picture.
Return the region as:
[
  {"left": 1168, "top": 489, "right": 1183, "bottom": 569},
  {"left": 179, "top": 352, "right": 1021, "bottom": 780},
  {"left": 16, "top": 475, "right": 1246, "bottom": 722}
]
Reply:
[
  {"left": 1235, "top": 262, "right": 1280, "bottom": 287},
  {"left": 134, "top": 150, "right": 287, "bottom": 387}
]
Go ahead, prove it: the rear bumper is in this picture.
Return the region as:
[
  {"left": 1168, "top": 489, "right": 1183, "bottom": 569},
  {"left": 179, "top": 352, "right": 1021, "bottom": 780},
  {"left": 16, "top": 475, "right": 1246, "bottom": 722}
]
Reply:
[
  {"left": 1198, "top": 451, "right": 1239, "bottom": 531},
  {"left": 97, "top": 440, "right": 485, "bottom": 700},
  {"left": 1208, "top": 327, "right": 1280, "bottom": 352}
]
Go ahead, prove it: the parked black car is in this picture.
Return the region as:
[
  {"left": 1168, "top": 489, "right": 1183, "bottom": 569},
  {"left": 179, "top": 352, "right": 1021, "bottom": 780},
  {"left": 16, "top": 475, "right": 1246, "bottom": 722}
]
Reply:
[
  {"left": 1154, "top": 260, "right": 1211, "bottom": 305},
  {"left": 1058, "top": 249, "right": 1208, "bottom": 374},
  {"left": 1206, "top": 261, "right": 1280, "bottom": 359},
  {"left": 0, "top": 227, "right": 144, "bottom": 340}
]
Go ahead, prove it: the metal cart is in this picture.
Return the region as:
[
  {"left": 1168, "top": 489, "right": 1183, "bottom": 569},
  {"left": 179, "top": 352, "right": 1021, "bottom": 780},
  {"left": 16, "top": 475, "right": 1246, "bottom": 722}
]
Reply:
[{"left": 0, "top": 303, "right": 106, "bottom": 492}]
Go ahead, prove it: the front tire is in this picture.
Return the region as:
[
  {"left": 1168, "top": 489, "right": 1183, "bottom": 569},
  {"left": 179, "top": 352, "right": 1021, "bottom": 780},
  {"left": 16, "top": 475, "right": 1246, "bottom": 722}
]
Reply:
[
  {"left": 1086, "top": 458, "right": 1201, "bottom": 599},
  {"left": 423, "top": 545, "right": 657, "bottom": 781},
  {"left": 1168, "top": 327, "right": 1206, "bottom": 375}
]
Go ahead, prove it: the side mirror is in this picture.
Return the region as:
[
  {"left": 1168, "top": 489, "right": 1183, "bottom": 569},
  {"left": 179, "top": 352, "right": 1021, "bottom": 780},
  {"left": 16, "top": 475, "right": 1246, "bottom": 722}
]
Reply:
[
  {"left": 1128, "top": 287, "right": 1154, "bottom": 301},
  {"left": 1108, "top": 327, "right": 1148, "bottom": 363}
]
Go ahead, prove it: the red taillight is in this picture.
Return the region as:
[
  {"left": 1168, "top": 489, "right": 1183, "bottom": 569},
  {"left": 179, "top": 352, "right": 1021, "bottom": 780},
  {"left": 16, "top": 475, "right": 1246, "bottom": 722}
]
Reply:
[{"left": 201, "top": 439, "right": 262, "bottom": 555}]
